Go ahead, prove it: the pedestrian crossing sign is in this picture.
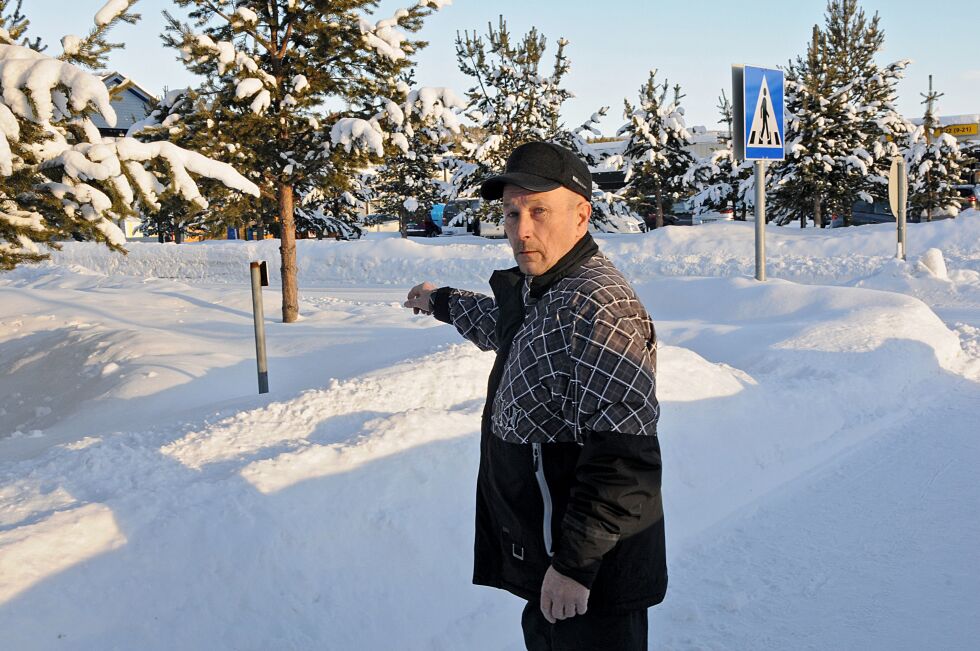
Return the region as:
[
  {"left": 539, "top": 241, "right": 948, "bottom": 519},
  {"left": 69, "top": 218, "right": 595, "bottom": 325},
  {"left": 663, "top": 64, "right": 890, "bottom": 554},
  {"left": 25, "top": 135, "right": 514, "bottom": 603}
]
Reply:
[{"left": 732, "top": 65, "right": 785, "bottom": 161}]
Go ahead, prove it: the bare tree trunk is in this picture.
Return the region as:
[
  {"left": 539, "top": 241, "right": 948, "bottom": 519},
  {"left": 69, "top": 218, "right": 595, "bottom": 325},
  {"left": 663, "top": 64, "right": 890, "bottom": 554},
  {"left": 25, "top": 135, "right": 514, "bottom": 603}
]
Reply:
[
  {"left": 279, "top": 183, "right": 299, "bottom": 323},
  {"left": 813, "top": 195, "right": 822, "bottom": 228},
  {"left": 654, "top": 183, "right": 665, "bottom": 229},
  {"left": 926, "top": 170, "right": 934, "bottom": 221}
]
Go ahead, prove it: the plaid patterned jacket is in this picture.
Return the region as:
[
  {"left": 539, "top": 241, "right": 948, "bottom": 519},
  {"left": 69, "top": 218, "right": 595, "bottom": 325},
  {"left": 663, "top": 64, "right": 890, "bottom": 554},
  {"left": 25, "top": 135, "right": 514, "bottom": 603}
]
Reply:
[
  {"left": 444, "top": 252, "right": 659, "bottom": 444},
  {"left": 431, "top": 235, "right": 666, "bottom": 609}
]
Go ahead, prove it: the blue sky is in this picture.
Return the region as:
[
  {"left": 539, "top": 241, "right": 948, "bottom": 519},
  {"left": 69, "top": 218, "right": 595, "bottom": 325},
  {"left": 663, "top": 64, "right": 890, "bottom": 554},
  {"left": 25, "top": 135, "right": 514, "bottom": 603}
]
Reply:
[{"left": 27, "top": 0, "right": 980, "bottom": 134}]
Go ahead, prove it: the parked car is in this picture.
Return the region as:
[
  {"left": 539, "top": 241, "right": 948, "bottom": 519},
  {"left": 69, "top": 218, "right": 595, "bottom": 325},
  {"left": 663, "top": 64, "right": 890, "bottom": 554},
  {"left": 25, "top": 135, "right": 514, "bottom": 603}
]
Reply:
[
  {"left": 698, "top": 207, "right": 734, "bottom": 224},
  {"left": 850, "top": 198, "right": 956, "bottom": 226},
  {"left": 662, "top": 200, "right": 693, "bottom": 227},
  {"left": 403, "top": 213, "right": 442, "bottom": 237},
  {"left": 954, "top": 185, "right": 979, "bottom": 212},
  {"left": 850, "top": 200, "right": 894, "bottom": 225}
]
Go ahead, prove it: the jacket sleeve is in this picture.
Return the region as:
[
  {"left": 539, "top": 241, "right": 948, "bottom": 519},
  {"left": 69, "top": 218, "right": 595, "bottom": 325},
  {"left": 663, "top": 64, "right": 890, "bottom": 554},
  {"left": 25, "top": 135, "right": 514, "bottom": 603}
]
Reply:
[
  {"left": 431, "top": 287, "right": 499, "bottom": 352},
  {"left": 551, "top": 302, "right": 661, "bottom": 588}
]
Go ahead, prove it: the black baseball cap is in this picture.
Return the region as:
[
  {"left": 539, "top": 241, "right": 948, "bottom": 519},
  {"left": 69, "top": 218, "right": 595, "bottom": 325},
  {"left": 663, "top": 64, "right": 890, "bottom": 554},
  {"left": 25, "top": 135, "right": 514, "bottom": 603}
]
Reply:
[{"left": 480, "top": 141, "right": 593, "bottom": 202}]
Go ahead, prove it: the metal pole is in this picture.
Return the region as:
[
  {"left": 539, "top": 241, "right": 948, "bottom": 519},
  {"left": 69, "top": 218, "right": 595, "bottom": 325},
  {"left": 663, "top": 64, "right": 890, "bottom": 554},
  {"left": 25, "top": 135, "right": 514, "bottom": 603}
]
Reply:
[
  {"left": 250, "top": 262, "right": 269, "bottom": 394},
  {"left": 754, "top": 160, "right": 766, "bottom": 281},
  {"left": 897, "top": 158, "right": 907, "bottom": 261}
]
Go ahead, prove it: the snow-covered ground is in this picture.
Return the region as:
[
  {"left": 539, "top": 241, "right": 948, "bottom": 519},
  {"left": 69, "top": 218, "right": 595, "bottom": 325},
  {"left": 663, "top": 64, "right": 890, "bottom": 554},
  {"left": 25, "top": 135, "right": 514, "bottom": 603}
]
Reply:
[{"left": 2, "top": 217, "right": 979, "bottom": 650}]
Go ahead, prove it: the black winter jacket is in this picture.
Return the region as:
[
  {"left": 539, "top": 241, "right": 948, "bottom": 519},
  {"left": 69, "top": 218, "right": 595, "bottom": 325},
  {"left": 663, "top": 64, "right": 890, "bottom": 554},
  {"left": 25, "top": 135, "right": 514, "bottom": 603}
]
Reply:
[{"left": 431, "top": 234, "right": 667, "bottom": 613}]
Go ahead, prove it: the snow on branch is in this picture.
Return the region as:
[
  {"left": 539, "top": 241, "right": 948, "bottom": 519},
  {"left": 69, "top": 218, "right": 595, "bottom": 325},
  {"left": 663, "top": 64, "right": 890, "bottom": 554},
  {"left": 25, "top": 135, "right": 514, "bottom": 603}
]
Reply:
[
  {"left": 358, "top": 0, "right": 452, "bottom": 61},
  {"left": 330, "top": 118, "right": 384, "bottom": 157},
  {"left": 404, "top": 86, "right": 466, "bottom": 132},
  {"left": 0, "top": 44, "right": 116, "bottom": 126},
  {"left": 0, "top": 37, "right": 261, "bottom": 268},
  {"left": 95, "top": 0, "right": 132, "bottom": 27}
]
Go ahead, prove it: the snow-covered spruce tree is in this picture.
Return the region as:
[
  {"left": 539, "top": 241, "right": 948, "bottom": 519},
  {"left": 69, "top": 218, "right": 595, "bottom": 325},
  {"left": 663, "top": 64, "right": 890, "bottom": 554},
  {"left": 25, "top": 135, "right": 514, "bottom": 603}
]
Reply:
[
  {"left": 159, "top": 0, "right": 448, "bottom": 323},
  {"left": 569, "top": 108, "right": 644, "bottom": 232},
  {"left": 0, "top": 0, "right": 258, "bottom": 270},
  {"left": 771, "top": 1, "right": 911, "bottom": 227},
  {"left": 684, "top": 90, "right": 752, "bottom": 219},
  {"left": 905, "top": 79, "right": 964, "bottom": 221},
  {"left": 368, "top": 80, "right": 465, "bottom": 235},
  {"left": 959, "top": 140, "right": 980, "bottom": 186},
  {"left": 617, "top": 70, "right": 693, "bottom": 229},
  {"left": 450, "top": 18, "right": 614, "bottom": 227},
  {"left": 132, "top": 86, "right": 364, "bottom": 242},
  {"left": 770, "top": 25, "right": 843, "bottom": 228},
  {"left": 822, "top": 0, "right": 912, "bottom": 223},
  {"left": 452, "top": 18, "right": 566, "bottom": 197}
]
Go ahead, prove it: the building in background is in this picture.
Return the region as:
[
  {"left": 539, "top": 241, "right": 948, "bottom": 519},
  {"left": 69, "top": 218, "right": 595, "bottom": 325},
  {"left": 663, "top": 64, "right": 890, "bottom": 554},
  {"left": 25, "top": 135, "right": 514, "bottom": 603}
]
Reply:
[
  {"left": 587, "top": 128, "right": 728, "bottom": 191},
  {"left": 92, "top": 73, "right": 156, "bottom": 239}
]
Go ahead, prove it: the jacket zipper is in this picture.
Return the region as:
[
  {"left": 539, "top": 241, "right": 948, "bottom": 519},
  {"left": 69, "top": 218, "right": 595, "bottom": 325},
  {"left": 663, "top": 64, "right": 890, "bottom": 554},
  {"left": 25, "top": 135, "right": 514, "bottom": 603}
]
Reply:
[{"left": 532, "top": 442, "right": 554, "bottom": 557}]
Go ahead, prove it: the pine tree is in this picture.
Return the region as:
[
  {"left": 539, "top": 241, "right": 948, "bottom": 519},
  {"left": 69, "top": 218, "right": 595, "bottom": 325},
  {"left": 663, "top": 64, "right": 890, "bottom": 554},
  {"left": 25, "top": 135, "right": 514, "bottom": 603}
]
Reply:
[
  {"left": 771, "top": 26, "right": 843, "bottom": 227},
  {"left": 617, "top": 70, "right": 694, "bottom": 229},
  {"left": 906, "top": 77, "right": 963, "bottom": 221},
  {"left": 450, "top": 18, "right": 619, "bottom": 227},
  {"left": 452, "top": 18, "right": 567, "bottom": 195},
  {"left": 771, "top": 0, "right": 911, "bottom": 228},
  {"left": 821, "top": 0, "right": 911, "bottom": 222},
  {"left": 155, "top": 0, "right": 447, "bottom": 322},
  {"left": 959, "top": 141, "right": 980, "bottom": 187},
  {"left": 0, "top": 1, "right": 258, "bottom": 270},
  {"left": 684, "top": 90, "right": 752, "bottom": 219}
]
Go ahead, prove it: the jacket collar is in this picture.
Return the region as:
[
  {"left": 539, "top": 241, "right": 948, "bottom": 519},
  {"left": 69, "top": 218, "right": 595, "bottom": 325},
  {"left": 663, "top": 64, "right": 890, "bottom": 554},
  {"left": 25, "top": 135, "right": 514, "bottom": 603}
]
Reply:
[
  {"left": 490, "top": 232, "right": 600, "bottom": 296},
  {"left": 488, "top": 232, "right": 599, "bottom": 345},
  {"left": 527, "top": 232, "right": 599, "bottom": 299}
]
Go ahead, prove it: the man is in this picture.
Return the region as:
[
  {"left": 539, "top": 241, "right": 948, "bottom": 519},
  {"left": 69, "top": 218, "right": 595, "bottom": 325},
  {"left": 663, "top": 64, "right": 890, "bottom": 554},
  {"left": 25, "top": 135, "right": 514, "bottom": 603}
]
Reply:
[{"left": 404, "top": 142, "right": 666, "bottom": 650}]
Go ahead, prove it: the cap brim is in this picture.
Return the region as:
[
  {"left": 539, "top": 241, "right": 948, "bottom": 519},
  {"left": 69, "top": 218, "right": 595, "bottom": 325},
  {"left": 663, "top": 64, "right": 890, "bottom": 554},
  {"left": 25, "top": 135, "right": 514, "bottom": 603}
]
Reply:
[{"left": 480, "top": 172, "right": 562, "bottom": 200}]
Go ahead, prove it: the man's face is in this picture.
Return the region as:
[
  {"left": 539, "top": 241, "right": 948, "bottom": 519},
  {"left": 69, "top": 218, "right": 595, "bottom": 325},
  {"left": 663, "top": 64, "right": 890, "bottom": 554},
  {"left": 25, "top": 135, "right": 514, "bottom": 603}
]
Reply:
[{"left": 502, "top": 185, "right": 591, "bottom": 276}]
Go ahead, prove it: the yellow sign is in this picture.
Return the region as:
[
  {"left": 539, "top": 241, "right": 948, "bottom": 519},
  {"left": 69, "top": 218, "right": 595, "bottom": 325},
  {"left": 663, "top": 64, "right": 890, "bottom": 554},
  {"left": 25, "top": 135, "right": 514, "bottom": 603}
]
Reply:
[{"left": 941, "top": 123, "right": 978, "bottom": 137}]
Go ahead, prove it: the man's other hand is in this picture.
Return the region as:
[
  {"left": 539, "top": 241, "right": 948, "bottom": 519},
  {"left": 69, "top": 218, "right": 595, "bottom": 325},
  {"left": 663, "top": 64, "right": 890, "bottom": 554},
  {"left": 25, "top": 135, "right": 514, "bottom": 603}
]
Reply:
[
  {"left": 540, "top": 566, "right": 590, "bottom": 624},
  {"left": 404, "top": 282, "right": 437, "bottom": 315}
]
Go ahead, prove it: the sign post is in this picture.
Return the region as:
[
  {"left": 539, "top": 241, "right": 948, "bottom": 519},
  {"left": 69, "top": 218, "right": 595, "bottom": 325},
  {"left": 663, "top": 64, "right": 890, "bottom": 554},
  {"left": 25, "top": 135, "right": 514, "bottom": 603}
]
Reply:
[
  {"left": 250, "top": 260, "right": 270, "bottom": 394},
  {"left": 888, "top": 157, "right": 908, "bottom": 261},
  {"left": 733, "top": 65, "right": 785, "bottom": 282}
]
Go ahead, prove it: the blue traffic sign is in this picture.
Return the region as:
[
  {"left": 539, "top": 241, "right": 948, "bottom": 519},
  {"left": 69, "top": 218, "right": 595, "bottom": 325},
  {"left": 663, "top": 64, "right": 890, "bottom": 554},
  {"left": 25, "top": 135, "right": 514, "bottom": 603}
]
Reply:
[{"left": 742, "top": 66, "right": 784, "bottom": 161}]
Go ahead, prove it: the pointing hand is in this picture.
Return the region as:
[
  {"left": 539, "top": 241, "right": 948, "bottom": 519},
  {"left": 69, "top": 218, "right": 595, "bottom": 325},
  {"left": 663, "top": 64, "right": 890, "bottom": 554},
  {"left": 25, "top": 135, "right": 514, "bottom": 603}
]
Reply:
[{"left": 404, "top": 282, "right": 437, "bottom": 315}]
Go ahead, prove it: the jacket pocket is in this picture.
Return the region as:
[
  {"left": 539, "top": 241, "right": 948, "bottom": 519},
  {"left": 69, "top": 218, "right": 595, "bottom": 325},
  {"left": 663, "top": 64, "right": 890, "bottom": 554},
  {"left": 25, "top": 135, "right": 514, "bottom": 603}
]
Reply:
[{"left": 532, "top": 442, "right": 554, "bottom": 558}]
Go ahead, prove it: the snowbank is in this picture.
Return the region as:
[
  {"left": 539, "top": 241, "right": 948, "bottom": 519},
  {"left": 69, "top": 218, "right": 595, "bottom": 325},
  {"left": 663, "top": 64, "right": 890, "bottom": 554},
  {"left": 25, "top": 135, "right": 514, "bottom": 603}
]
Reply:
[
  {"left": 13, "top": 214, "right": 979, "bottom": 290},
  {"left": 2, "top": 216, "right": 979, "bottom": 649}
]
